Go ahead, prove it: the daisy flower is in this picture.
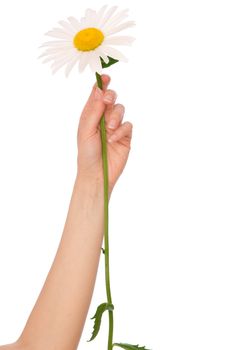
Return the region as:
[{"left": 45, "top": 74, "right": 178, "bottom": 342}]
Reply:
[{"left": 38, "top": 5, "right": 136, "bottom": 77}]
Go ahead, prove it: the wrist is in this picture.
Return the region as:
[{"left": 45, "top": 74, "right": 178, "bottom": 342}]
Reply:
[{"left": 74, "top": 173, "right": 112, "bottom": 201}]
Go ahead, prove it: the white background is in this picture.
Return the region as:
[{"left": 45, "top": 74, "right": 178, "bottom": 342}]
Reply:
[{"left": 0, "top": 0, "right": 232, "bottom": 349}]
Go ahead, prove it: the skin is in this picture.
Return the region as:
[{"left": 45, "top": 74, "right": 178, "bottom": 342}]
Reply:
[{"left": 0, "top": 74, "right": 133, "bottom": 350}]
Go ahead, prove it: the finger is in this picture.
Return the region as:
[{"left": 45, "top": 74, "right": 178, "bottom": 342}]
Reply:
[
  {"left": 79, "top": 74, "right": 111, "bottom": 135},
  {"left": 105, "top": 104, "right": 125, "bottom": 131},
  {"left": 82, "top": 74, "right": 111, "bottom": 113},
  {"left": 92, "top": 74, "right": 111, "bottom": 92},
  {"left": 102, "top": 89, "right": 117, "bottom": 105},
  {"left": 108, "top": 121, "right": 133, "bottom": 144}
]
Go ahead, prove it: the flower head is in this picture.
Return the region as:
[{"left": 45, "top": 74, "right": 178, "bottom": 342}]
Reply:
[{"left": 38, "top": 5, "right": 136, "bottom": 77}]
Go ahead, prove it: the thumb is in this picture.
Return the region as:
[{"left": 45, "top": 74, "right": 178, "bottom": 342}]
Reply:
[{"left": 78, "top": 74, "right": 111, "bottom": 136}]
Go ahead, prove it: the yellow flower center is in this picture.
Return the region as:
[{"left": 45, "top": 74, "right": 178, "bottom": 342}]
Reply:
[{"left": 73, "top": 27, "right": 104, "bottom": 51}]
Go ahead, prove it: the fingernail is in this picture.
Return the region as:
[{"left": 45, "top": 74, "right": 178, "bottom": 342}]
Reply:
[
  {"left": 94, "top": 87, "right": 103, "bottom": 100},
  {"left": 108, "top": 120, "right": 117, "bottom": 129}
]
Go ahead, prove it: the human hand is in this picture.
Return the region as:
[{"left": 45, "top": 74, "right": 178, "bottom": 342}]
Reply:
[{"left": 77, "top": 74, "right": 133, "bottom": 195}]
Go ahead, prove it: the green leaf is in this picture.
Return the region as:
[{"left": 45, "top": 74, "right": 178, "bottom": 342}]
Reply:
[
  {"left": 87, "top": 302, "right": 114, "bottom": 342},
  {"left": 113, "top": 343, "right": 151, "bottom": 350},
  {"left": 100, "top": 56, "right": 119, "bottom": 69}
]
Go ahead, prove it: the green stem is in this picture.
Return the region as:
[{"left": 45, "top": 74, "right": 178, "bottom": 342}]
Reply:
[{"left": 95, "top": 71, "right": 114, "bottom": 350}]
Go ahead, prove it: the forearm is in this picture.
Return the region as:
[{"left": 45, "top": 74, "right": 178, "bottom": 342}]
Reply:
[{"left": 18, "top": 175, "right": 107, "bottom": 350}]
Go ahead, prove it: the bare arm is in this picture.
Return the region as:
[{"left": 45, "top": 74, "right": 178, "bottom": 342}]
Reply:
[
  {"left": 1, "top": 74, "right": 133, "bottom": 350},
  {"left": 17, "top": 175, "right": 104, "bottom": 350}
]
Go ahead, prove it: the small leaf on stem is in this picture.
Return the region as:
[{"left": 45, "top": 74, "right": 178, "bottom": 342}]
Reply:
[
  {"left": 113, "top": 343, "right": 151, "bottom": 350},
  {"left": 100, "top": 56, "right": 119, "bottom": 68},
  {"left": 87, "top": 302, "right": 114, "bottom": 342}
]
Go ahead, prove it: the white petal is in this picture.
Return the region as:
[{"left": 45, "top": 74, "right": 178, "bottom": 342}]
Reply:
[
  {"left": 39, "top": 40, "right": 73, "bottom": 48},
  {"left": 84, "top": 8, "right": 97, "bottom": 27},
  {"left": 42, "top": 55, "right": 60, "bottom": 64},
  {"left": 111, "top": 8, "right": 129, "bottom": 23},
  {"left": 51, "top": 26, "right": 73, "bottom": 36},
  {"left": 103, "top": 35, "right": 136, "bottom": 46},
  {"left": 95, "top": 48, "right": 110, "bottom": 64},
  {"left": 85, "top": 8, "right": 95, "bottom": 18},
  {"left": 51, "top": 54, "right": 75, "bottom": 74},
  {"left": 38, "top": 46, "right": 75, "bottom": 59},
  {"left": 41, "top": 49, "right": 78, "bottom": 64},
  {"left": 44, "top": 46, "right": 75, "bottom": 54},
  {"left": 41, "top": 56, "right": 55, "bottom": 64},
  {"left": 65, "top": 55, "right": 80, "bottom": 77},
  {"left": 40, "top": 51, "right": 67, "bottom": 63},
  {"left": 95, "top": 5, "right": 108, "bottom": 25},
  {"left": 94, "top": 52, "right": 103, "bottom": 73},
  {"left": 45, "top": 29, "right": 72, "bottom": 40},
  {"left": 78, "top": 52, "right": 90, "bottom": 73},
  {"left": 50, "top": 51, "right": 77, "bottom": 67},
  {"left": 104, "top": 21, "right": 136, "bottom": 36},
  {"left": 98, "top": 6, "right": 118, "bottom": 28},
  {"left": 89, "top": 52, "right": 102, "bottom": 74},
  {"left": 38, "top": 50, "right": 52, "bottom": 59},
  {"left": 101, "top": 54, "right": 110, "bottom": 64},
  {"left": 79, "top": 16, "right": 87, "bottom": 29},
  {"left": 58, "top": 20, "right": 76, "bottom": 34},
  {"left": 67, "top": 16, "right": 81, "bottom": 31},
  {"left": 101, "top": 46, "right": 128, "bottom": 62},
  {"left": 101, "top": 9, "right": 129, "bottom": 30},
  {"left": 51, "top": 59, "right": 69, "bottom": 73},
  {"left": 52, "top": 62, "right": 68, "bottom": 75}
]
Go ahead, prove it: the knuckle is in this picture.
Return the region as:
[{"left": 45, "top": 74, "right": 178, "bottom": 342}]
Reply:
[
  {"left": 104, "top": 89, "right": 117, "bottom": 98},
  {"left": 106, "top": 88, "right": 116, "bottom": 94}
]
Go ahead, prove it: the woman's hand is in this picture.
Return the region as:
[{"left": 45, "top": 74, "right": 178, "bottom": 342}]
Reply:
[{"left": 77, "top": 74, "right": 133, "bottom": 195}]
